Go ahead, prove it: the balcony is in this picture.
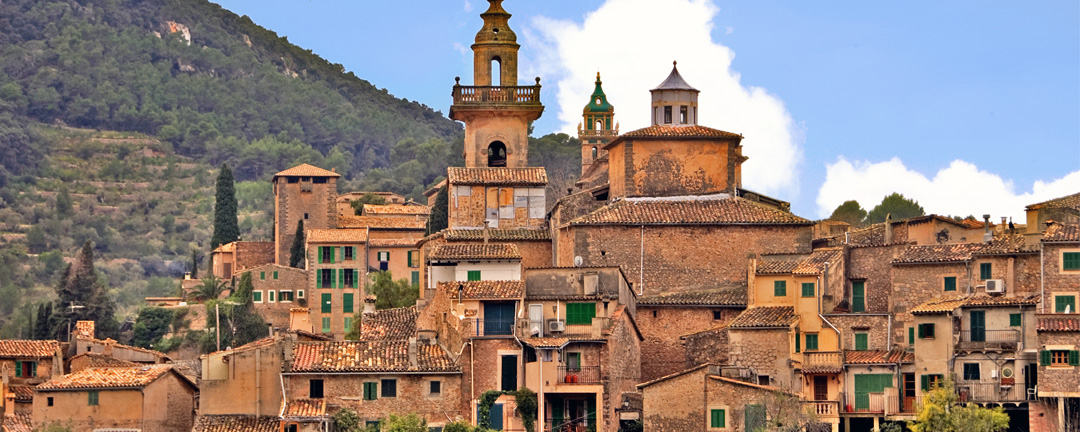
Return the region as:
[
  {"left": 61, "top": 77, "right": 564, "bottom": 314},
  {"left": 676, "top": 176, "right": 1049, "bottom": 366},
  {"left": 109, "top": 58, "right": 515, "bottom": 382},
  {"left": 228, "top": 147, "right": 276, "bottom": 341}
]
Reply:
[
  {"left": 802, "top": 400, "right": 840, "bottom": 419},
  {"left": 577, "top": 129, "right": 619, "bottom": 139},
  {"left": 462, "top": 318, "right": 516, "bottom": 337},
  {"left": 883, "top": 395, "right": 922, "bottom": 415},
  {"left": 802, "top": 351, "right": 843, "bottom": 372},
  {"left": 957, "top": 381, "right": 1027, "bottom": 403},
  {"left": 451, "top": 84, "right": 542, "bottom": 106},
  {"left": 557, "top": 366, "right": 602, "bottom": 385},
  {"left": 517, "top": 317, "right": 611, "bottom": 340},
  {"left": 957, "top": 330, "right": 1020, "bottom": 351}
]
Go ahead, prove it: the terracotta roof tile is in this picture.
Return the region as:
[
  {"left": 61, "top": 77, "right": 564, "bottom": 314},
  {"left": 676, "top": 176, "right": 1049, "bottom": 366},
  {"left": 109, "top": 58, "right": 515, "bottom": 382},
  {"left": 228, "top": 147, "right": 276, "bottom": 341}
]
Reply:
[
  {"left": 638, "top": 288, "right": 747, "bottom": 306},
  {"left": 569, "top": 195, "right": 812, "bottom": 226},
  {"left": 3, "top": 412, "right": 32, "bottom": 432},
  {"left": 844, "top": 349, "right": 914, "bottom": 365},
  {"left": 358, "top": 306, "right": 418, "bottom": 341},
  {"left": 69, "top": 352, "right": 140, "bottom": 369},
  {"left": 9, "top": 385, "right": 33, "bottom": 402},
  {"left": 0, "top": 340, "right": 58, "bottom": 358},
  {"left": 759, "top": 250, "right": 842, "bottom": 275},
  {"left": 363, "top": 204, "right": 430, "bottom": 216},
  {"left": 1043, "top": 222, "right": 1080, "bottom": 243},
  {"left": 894, "top": 236, "right": 1031, "bottom": 264},
  {"left": 367, "top": 238, "right": 420, "bottom": 248},
  {"left": 76, "top": 337, "right": 170, "bottom": 360},
  {"left": 447, "top": 167, "right": 548, "bottom": 186},
  {"left": 290, "top": 341, "right": 458, "bottom": 373},
  {"left": 911, "top": 294, "right": 1040, "bottom": 315},
  {"left": 521, "top": 337, "right": 570, "bottom": 348},
  {"left": 306, "top": 228, "right": 368, "bottom": 243},
  {"left": 756, "top": 259, "right": 800, "bottom": 275},
  {"left": 615, "top": 124, "right": 740, "bottom": 141},
  {"left": 74, "top": 320, "right": 95, "bottom": 338},
  {"left": 429, "top": 243, "right": 521, "bottom": 260},
  {"left": 273, "top": 163, "right": 340, "bottom": 178},
  {"left": 338, "top": 215, "right": 427, "bottom": 230},
  {"left": 36, "top": 365, "right": 174, "bottom": 390},
  {"left": 281, "top": 398, "right": 326, "bottom": 418},
  {"left": 192, "top": 415, "right": 280, "bottom": 432},
  {"left": 1036, "top": 314, "right": 1080, "bottom": 332},
  {"left": 438, "top": 280, "right": 525, "bottom": 300},
  {"left": 727, "top": 306, "right": 798, "bottom": 328},
  {"left": 443, "top": 228, "right": 551, "bottom": 241},
  {"left": 1026, "top": 192, "right": 1080, "bottom": 211}
]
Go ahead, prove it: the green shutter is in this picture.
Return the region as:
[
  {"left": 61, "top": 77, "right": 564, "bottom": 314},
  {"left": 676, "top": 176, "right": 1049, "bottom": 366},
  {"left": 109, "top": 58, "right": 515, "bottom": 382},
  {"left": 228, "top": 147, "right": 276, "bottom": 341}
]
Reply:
[
  {"left": 1064, "top": 252, "right": 1080, "bottom": 270},
  {"left": 852, "top": 282, "right": 865, "bottom": 312},
  {"left": 273, "top": 271, "right": 278, "bottom": 280},
  {"left": 566, "top": 303, "right": 596, "bottom": 325},
  {"left": 321, "top": 293, "right": 332, "bottom": 313},
  {"left": 321, "top": 317, "right": 330, "bottom": 333},
  {"left": 364, "top": 382, "right": 378, "bottom": 400},
  {"left": 1010, "top": 313, "right": 1022, "bottom": 327},
  {"left": 944, "top": 277, "right": 956, "bottom": 291},
  {"left": 802, "top": 283, "right": 814, "bottom": 297},
  {"left": 1041, "top": 350, "right": 1051, "bottom": 366},
  {"left": 411, "top": 271, "right": 420, "bottom": 287},
  {"left": 1071, "top": 350, "right": 1080, "bottom": 367},
  {"left": 467, "top": 270, "right": 481, "bottom": 281},
  {"left": 407, "top": 251, "right": 414, "bottom": 267},
  {"left": 344, "top": 293, "right": 354, "bottom": 313},
  {"left": 318, "top": 247, "right": 324, "bottom": 264},
  {"left": 917, "top": 324, "right": 925, "bottom": 339},
  {"left": 316, "top": 269, "right": 322, "bottom": 287},
  {"left": 710, "top": 409, "right": 725, "bottom": 428},
  {"left": 774, "top": 280, "right": 786, "bottom": 297},
  {"left": 253, "top": 291, "right": 262, "bottom": 302},
  {"left": 806, "top": 334, "right": 818, "bottom": 351},
  {"left": 260, "top": 271, "right": 265, "bottom": 280},
  {"left": 338, "top": 268, "right": 344, "bottom": 289},
  {"left": 332, "top": 247, "right": 337, "bottom": 264},
  {"left": 15, "top": 361, "right": 21, "bottom": 377},
  {"left": 795, "top": 332, "right": 800, "bottom": 353},
  {"left": 269, "top": 291, "right": 275, "bottom": 302},
  {"left": 1057, "top": 296, "right": 1076, "bottom": 313},
  {"left": 921, "top": 375, "right": 929, "bottom": 391},
  {"left": 909, "top": 327, "right": 915, "bottom": 345},
  {"left": 855, "top": 333, "right": 868, "bottom": 351},
  {"left": 980, "top": 263, "right": 992, "bottom": 280},
  {"left": 344, "top": 317, "right": 352, "bottom": 331}
]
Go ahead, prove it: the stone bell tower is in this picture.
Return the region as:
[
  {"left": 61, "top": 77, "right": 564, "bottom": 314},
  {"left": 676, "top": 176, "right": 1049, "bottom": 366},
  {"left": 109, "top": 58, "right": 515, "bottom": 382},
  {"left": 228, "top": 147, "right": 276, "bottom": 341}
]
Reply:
[
  {"left": 578, "top": 72, "right": 618, "bottom": 174},
  {"left": 450, "top": 0, "right": 544, "bottom": 168}
]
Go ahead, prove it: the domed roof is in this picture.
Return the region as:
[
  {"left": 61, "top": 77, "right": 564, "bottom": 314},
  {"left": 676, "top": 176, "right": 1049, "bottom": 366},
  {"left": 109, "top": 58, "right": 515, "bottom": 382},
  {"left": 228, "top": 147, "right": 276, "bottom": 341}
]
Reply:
[
  {"left": 584, "top": 72, "right": 614, "bottom": 113},
  {"left": 474, "top": 0, "right": 518, "bottom": 45}
]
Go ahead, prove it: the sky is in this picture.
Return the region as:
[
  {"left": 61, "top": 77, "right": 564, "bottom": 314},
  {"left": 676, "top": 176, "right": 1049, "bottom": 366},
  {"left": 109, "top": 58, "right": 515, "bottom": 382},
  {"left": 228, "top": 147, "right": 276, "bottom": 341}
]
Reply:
[{"left": 212, "top": 0, "right": 1079, "bottom": 220}]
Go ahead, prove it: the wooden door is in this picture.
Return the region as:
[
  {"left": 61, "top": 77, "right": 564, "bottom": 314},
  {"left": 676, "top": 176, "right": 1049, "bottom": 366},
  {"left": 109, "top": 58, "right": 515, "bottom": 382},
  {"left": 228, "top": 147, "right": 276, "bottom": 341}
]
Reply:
[
  {"left": 970, "top": 310, "right": 986, "bottom": 342},
  {"left": 814, "top": 376, "right": 828, "bottom": 401},
  {"left": 903, "top": 373, "right": 916, "bottom": 412}
]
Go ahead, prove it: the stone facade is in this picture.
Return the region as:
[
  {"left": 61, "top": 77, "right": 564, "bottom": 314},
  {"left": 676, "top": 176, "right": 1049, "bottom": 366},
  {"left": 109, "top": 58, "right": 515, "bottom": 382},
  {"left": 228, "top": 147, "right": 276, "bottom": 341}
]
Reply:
[
  {"left": 306, "top": 242, "right": 366, "bottom": 339},
  {"left": 1041, "top": 242, "right": 1080, "bottom": 312},
  {"left": 846, "top": 244, "right": 907, "bottom": 314},
  {"left": 726, "top": 328, "right": 794, "bottom": 391},
  {"left": 283, "top": 373, "right": 463, "bottom": 428},
  {"left": 274, "top": 169, "right": 338, "bottom": 266},
  {"left": 248, "top": 264, "right": 309, "bottom": 330},
  {"left": 821, "top": 314, "right": 891, "bottom": 351},
  {"left": 33, "top": 371, "right": 196, "bottom": 432},
  {"left": 641, "top": 365, "right": 795, "bottom": 432},
  {"left": 637, "top": 307, "right": 739, "bottom": 382},
  {"left": 1036, "top": 330, "right": 1080, "bottom": 396},
  {"left": 682, "top": 325, "right": 732, "bottom": 370},
  {"left": 200, "top": 337, "right": 287, "bottom": 417},
  {"left": 448, "top": 184, "right": 546, "bottom": 230},
  {"left": 607, "top": 137, "right": 743, "bottom": 199}
]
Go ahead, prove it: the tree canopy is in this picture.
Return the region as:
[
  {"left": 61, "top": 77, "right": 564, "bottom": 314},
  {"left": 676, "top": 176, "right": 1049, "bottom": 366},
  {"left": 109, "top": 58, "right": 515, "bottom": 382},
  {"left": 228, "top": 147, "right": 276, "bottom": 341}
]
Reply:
[
  {"left": 427, "top": 186, "right": 448, "bottom": 234},
  {"left": 368, "top": 271, "right": 418, "bottom": 310},
  {"left": 909, "top": 378, "right": 1009, "bottom": 432},
  {"left": 828, "top": 200, "right": 867, "bottom": 227},
  {"left": 865, "top": 193, "right": 925, "bottom": 224},
  {"left": 50, "top": 241, "right": 119, "bottom": 339},
  {"left": 211, "top": 164, "right": 239, "bottom": 248},
  {"left": 289, "top": 220, "right": 306, "bottom": 268}
]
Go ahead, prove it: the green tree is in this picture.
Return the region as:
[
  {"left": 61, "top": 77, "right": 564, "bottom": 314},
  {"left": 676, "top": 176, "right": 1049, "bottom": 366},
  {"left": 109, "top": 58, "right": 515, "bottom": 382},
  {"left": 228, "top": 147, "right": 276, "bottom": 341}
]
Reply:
[
  {"left": 190, "top": 275, "right": 226, "bottom": 303},
  {"left": 222, "top": 271, "right": 268, "bottom": 347},
  {"left": 332, "top": 408, "right": 363, "bottom": 432},
  {"left": 34, "top": 302, "right": 52, "bottom": 340},
  {"left": 190, "top": 249, "right": 199, "bottom": 279},
  {"left": 442, "top": 421, "right": 474, "bottom": 432},
  {"left": 289, "top": 219, "right": 306, "bottom": 268},
  {"left": 828, "top": 200, "right": 867, "bottom": 227},
  {"left": 132, "top": 307, "right": 174, "bottom": 348},
  {"left": 50, "top": 241, "right": 119, "bottom": 340},
  {"left": 368, "top": 271, "right": 418, "bottom": 310},
  {"left": 865, "top": 193, "right": 925, "bottom": 224},
  {"left": 211, "top": 163, "right": 239, "bottom": 249},
  {"left": 427, "top": 186, "right": 448, "bottom": 234},
  {"left": 55, "top": 186, "right": 73, "bottom": 217},
  {"left": 350, "top": 192, "right": 388, "bottom": 215},
  {"left": 380, "top": 413, "right": 426, "bottom": 432},
  {"left": 908, "top": 378, "right": 1009, "bottom": 432}
]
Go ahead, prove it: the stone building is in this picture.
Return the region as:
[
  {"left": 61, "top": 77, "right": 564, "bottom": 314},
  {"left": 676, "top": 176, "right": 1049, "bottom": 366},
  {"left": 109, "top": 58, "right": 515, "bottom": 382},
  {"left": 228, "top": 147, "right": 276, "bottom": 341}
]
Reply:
[
  {"left": 200, "top": 335, "right": 291, "bottom": 418},
  {"left": 336, "top": 191, "right": 408, "bottom": 216},
  {"left": 246, "top": 263, "right": 310, "bottom": 330},
  {"left": 1033, "top": 314, "right": 1080, "bottom": 431},
  {"left": 273, "top": 164, "right": 340, "bottom": 266},
  {"left": 0, "top": 340, "right": 62, "bottom": 417},
  {"left": 305, "top": 228, "right": 367, "bottom": 339},
  {"left": 210, "top": 241, "right": 274, "bottom": 280}
]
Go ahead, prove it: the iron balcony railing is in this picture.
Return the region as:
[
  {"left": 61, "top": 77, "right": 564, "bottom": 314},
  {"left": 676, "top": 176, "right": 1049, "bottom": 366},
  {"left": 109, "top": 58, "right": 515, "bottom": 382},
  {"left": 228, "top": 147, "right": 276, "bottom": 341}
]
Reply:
[
  {"left": 462, "top": 318, "right": 515, "bottom": 337},
  {"left": 452, "top": 85, "right": 542, "bottom": 105},
  {"left": 556, "top": 366, "right": 602, "bottom": 385},
  {"left": 957, "top": 381, "right": 1027, "bottom": 402},
  {"left": 957, "top": 329, "right": 1020, "bottom": 351}
]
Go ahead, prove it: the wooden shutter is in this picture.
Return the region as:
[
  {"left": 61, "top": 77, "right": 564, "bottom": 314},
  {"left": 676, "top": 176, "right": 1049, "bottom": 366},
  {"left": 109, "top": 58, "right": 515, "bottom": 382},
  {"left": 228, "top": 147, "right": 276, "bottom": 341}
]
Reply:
[
  {"left": 343, "top": 293, "right": 354, "bottom": 313},
  {"left": 273, "top": 271, "right": 278, "bottom": 280},
  {"left": 321, "top": 293, "right": 332, "bottom": 313},
  {"left": 260, "top": 271, "right": 265, "bottom": 280},
  {"left": 1071, "top": 350, "right": 1080, "bottom": 367},
  {"left": 852, "top": 282, "right": 865, "bottom": 312},
  {"left": 795, "top": 332, "right": 800, "bottom": 353},
  {"left": 855, "top": 333, "right": 868, "bottom": 351},
  {"left": 338, "top": 268, "right": 344, "bottom": 289},
  {"left": 1010, "top": 313, "right": 1021, "bottom": 327},
  {"left": 317, "top": 246, "right": 323, "bottom": 264},
  {"left": 909, "top": 327, "right": 914, "bottom": 345},
  {"left": 944, "top": 277, "right": 956, "bottom": 291},
  {"left": 1065, "top": 252, "right": 1080, "bottom": 270},
  {"left": 330, "top": 247, "right": 336, "bottom": 264},
  {"left": 921, "top": 375, "right": 929, "bottom": 391},
  {"left": 1040, "top": 350, "right": 1051, "bottom": 366},
  {"left": 15, "top": 361, "right": 21, "bottom": 377},
  {"left": 316, "top": 269, "right": 322, "bottom": 287}
]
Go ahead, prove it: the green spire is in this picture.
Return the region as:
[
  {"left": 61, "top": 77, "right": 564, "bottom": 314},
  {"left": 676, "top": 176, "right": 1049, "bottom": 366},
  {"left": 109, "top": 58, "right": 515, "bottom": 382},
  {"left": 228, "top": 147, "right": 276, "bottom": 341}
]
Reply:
[{"left": 584, "top": 72, "right": 614, "bottom": 113}]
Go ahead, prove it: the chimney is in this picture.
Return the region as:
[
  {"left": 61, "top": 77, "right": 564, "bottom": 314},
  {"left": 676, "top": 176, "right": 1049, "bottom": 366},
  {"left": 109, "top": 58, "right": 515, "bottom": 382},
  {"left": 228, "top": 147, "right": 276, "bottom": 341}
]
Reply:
[
  {"left": 408, "top": 337, "right": 418, "bottom": 368},
  {"left": 483, "top": 221, "right": 490, "bottom": 244},
  {"left": 884, "top": 214, "right": 893, "bottom": 244},
  {"left": 184, "top": 272, "right": 192, "bottom": 280},
  {"left": 983, "top": 214, "right": 992, "bottom": 242},
  {"left": 1000, "top": 217, "right": 1007, "bottom": 235},
  {"left": 363, "top": 296, "right": 377, "bottom": 314}
]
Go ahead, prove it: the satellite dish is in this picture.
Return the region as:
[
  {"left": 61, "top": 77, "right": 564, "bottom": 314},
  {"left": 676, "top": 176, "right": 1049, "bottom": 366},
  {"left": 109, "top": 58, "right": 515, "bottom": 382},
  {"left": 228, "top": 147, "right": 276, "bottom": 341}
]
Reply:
[{"left": 574, "top": 256, "right": 583, "bottom": 267}]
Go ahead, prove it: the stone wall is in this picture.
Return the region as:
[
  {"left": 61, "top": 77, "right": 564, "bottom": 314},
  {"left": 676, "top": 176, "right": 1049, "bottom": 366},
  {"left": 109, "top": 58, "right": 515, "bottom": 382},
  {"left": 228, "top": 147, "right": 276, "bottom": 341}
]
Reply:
[
  {"left": 448, "top": 185, "right": 546, "bottom": 230},
  {"left": 607, "top": 138, "right": 741, "bottom": 199},
  {"left": 637, "top": 306, "right": 740, "bottom": 382},
  {"left": 249, "top": 265, "right": 309, "bottom": 329},
  {"left": 601, "top": 311, "right": 642, "bottom": 432},
  {"left": 1036, "top": 331, "right": 1080, "bottom": 395},
  {"left": 726, "top": 328, "right": 794, "bottom": 391},
  {"left": 236, "top": 242, "right": 275, "bottom": 271},
  {"left": 275, "top": 176, "right": 337, "bottom": 266},
  {"left": 682, "top": 325, "right": 731, "bottom": 368},
  {"left": 285, "top": 373, "right": 463, "bottom": 428},
  {"left": 641, "top": 367, "right": 705, "bottom": 432},
  {"left": 1042, "top": 243, "right": 1080, "bottom": 312},
  {"left": 821, "top": 314, "right": 891, "bottom": 351},
  {"left": 891, "top": 263, "right": 970, "bottom": 327},
  {"left": 458, "top": 338, "right": 520, "bottom": 422},
  {"left": 847, "top": 244, "right": 908, "bottom": 314}
]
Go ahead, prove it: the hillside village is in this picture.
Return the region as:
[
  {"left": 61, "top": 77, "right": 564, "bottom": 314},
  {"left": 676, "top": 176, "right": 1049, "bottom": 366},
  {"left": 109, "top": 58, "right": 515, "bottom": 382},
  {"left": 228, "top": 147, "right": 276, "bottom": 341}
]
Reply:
[{"left": 1, "top": 1, "right": 1079, "bottom": 432}]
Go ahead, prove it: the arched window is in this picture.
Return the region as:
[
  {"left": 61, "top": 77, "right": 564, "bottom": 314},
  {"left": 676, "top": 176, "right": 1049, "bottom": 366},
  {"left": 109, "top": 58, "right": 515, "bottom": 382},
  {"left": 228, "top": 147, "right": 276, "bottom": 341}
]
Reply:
[
  {"left": 591, "top": 146, "right": 598, "bottom": 159},
  {"left": 491, "top": 56, "right": 501, "bottom": 86},
  {"left": 488, "top": 141, "right": 507, "bottom": 167},
  {"left": 595, "top": 120, "right": 602, "bottom": 131}
]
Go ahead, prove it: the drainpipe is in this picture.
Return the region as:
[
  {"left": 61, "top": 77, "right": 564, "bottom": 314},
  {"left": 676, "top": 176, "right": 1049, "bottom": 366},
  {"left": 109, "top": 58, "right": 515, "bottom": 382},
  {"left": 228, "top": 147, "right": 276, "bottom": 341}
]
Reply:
[
  {"left": 1040, "top": 246, "right": 1045, "bottom": 313},
  {"left": 639, "top": 225, "right": 645, "bottom": 296}
]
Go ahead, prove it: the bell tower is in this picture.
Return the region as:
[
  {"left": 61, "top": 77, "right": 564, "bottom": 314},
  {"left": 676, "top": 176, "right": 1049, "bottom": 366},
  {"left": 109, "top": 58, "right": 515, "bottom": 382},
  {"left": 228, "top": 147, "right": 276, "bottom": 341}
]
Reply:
[
  {"left": 450, "top": 0, "right": 544, "bottom": 169},
  {"left": 578, "top": 72, "right": 618, "bottom": 174}
]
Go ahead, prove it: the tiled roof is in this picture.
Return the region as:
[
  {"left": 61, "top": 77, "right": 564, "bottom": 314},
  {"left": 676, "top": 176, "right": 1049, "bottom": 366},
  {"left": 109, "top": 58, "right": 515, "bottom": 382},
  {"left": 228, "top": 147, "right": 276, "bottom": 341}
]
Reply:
[
  {"left": 1036, "top": 315, "right": 1080, "bottom": 332},
  {"left": 727, "top": 306, "right": 798, "bottom": 328},
  {"left": 0, "top": 340, "right": 58, "bottom": 358},
  {"left": 638, "top": 288, "right": 747, "bottom": 306},
  {"left": 568, "top": 195, "right": 812, "bottom": 226},
  {"left": 3, "top": 412, "right": 32, "bottom": 432},
  {"left": 845, "top": 349, "right": 914, "bottom": 365},
  {"left": 338, "top": 215, "right": 427, "bottom": 230},
  {"left": 306, "top": 228, "right": 368, "bottom": 243},
  {"left": 358, "top": 306, "right": 418, "bottom": 341},
  {"left": 36, "top": 365, "right": 174, "bottom": 391},
  {"left": 1043, "top": 222, "right": 1080, "bottom": 243},
  {"left": 443, "top": 228, "right": 551, "bottom": 241},
  {"left": 290, "top": 340, "right": 458, "bottom": 373},
  {"left": 521, "top": 337, "right": 570, "bottom": 348},
  {"left": 911, "top": 294, "right": 1040, "bottom": 315},
  {"left": 438, "top": 280, "right": 525, "bottom": 300},
  {"left": 75, "top": 320, "right": 95, "bottom": 338},
  {"left": 363, "top": 204, "right": 430, "bottom": 215},
  {"left": 273, "top": 163, "right": 340, "bottom": 178},
  {"left": 192, "top": 415, "right": 280, "bottom": 432},
  {"left": 70, "top": 352, "right": 140, "bottom": 369},
  {"left": 281, "top": 398, "right": 327, "bottom": 418},
  {"left": 77, "top": 337, "right": 170, "bottom": 360},
  {"left": 757, "top": 250, "right": 842, "bottom": 276},
  {"left": 447, "top": 167, "right": 548, "bottom": 186},
  {"left": 653, "top": 63, "right": 698, "bottom": 91},
  {"left": 9, "top": 385, "right": 33, "bottom": 402},
  {"left": 894, "top": 236, "right": 1030, "bottom": 264},
  {"left": 367, "top": 238, "right": 420, "bottom": 248},
  {"left": 1027, "top": 192, "right": 1080, "bottom": 211},
  {"left": 756, "top": 259, "right": 800, "bottom": 275},
  {"left": 429, "top": 243, "right": 521, "bottom": 260},
  {"left": 614, "top": 124, "right": 740, "bottom": 141}
]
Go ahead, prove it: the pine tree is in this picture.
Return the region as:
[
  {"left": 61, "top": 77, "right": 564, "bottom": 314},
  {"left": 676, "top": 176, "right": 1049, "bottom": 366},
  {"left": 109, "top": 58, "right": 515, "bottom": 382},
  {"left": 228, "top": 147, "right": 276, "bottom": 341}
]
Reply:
[
  {"left": 50, "top": 241, "right": 119, "bottom": 339},
  {"left": 33, "top": 303, "right": 51, "bottom": 340},
  {"left": 211, "top": 163, "right": 240, "bottom": 249},
  {"left": 55, "top": 187, "right": 73, "bottom": 217},
  {"left": 427, "top": 186, "right": 448, "bottom": 234},
  {"left": 190, "top": 249, "right": 199, "bottom": 279},
  {"left": 289, "top": 220, "right": 305, "bottom": 268}
]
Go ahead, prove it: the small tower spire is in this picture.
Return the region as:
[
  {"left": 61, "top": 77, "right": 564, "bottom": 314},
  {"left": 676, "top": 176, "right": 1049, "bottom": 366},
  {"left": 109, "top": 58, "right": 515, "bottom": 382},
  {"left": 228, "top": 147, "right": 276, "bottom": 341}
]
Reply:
[
  {"left": 651, "top": 60, "right": 699, "bottom": 126},
  {"left": 579, "top": 71, "right": 617, "bottom": 175}
]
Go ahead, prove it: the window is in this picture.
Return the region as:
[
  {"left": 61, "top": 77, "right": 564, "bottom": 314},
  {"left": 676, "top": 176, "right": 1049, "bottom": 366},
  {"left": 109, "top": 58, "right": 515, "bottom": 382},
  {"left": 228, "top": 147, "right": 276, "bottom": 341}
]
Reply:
[
  {"left": 298, "top": 290, "right": 305, "bottom": 298},
  {"left": 363, "top": 382, "right": 378, "bottom": 400},
  {"left": 319, "top": 246, "right": 334, "bottom": 264},
  {"left": 918, "top": 323, "right": 935, "bottom": 339},
  {"left": 1010, "top": 313, "right": 1022, "bottom": 327},
  {"left": 963, "top": 363, "right": 980, "bottom": 381},
  {"left": 855, "top": 333, "right": 868, "bottom": 351},
  {"left": 253, "top": 291, "right": 263, "bottom": 302},
  {"left": 774, "top": 280, "right": 787, "bottom": 297},
  {"left": 344, "top": 317, "right": 352, "bottom": 331},
  {"left": 801, "top": 283, "right": 814, "bottom": 298},
  {"left": 757, "top": 376, "right": 770, "bottom": 386},
  {"left": 88, "top": 390, "right": 99, "bottom": 406},
  {"left": 15, "top": 361, "right": 35, "bottom": 378},
  {"left": 279, "top": 291, "right": 293, "bottom": 302},
  {"left": 566, "top": 303, "right": 596, "bottom": 325},
  {"left": 321, "top": 293, "right": 332, "bottom": 313},
  {"left": 343, "top": 293, "right": 354, "bottom": 314},
  {"left": 319, "top": 269, "right": 333, "bottom": 288},
  {"left": 852, "top": 281, "right": 865, "bottom": 312},
  {"left": 344, "top": 246, "right": 354, "bottom": 261},
  {"left": 1056, "top": 295, "right": 1076, "bottom": 313},
  {"left": 260, "top": 271, "right": 265, "bottom": 280},
  {"left": 309, "top": 379, "right": 324, "bottom": 398},
  {"left": 1042, "top": 350, "right": 1080, "bottom": 367},
  {"left": 268, "top": 291, "right": 275, "bottom": 302},
  {"left": 411, "top": 271, "right": 420, "bottom": 287},
  {"left": 680, "top": 106, "right": 688, "bottom": 124},
  {"left": 467, "top": 270, "right": 481, "bottom": 281},
  {"left": 712, "top": 310, "right": 724, "bottom": 320},
  {"left": 663, "top": 106, "right": 672, "bottom": 124},
  {"left": 909, "top": 327, "right": 914, "bottom": 345},
  {"left": 795, "top": 332, "right": 800, "bottom": 353},
  {"left": 1064, "top": 252, "right": 1080, "bottom": 271},
  {"left": 921, "top": 374, "right": 944, "bottom": 391},
  {"left": 806, "top": 334, "right": 819, "bottom": 351},
  {"left": 980, "top": 262, "right": 992, "bottom": 280},
  {"left": 710, "top": 408, "right": 726, "bottom": 428},
  {"left": 381, "top": 379, "right": 397, "bottom": 397},
  {"left": 321, "top": 317, "right": 330, "bottom": 333},
  {"left": 344, "top": 269, "right": 355, "bottom": 289},
  {"left": 944, "top": 276, "right": 956, "bottom": 292},
  {"left": 46, "top": 397, "right": 53, "bottom": 407},
  {"left": 430, "top": 380, "right": 441, "bottom": 395},
  {"left": 408, "top": 250, "right": 419, "bottom": 268},
  {"left": 273, "top": 271, "right": 278, "bottom": 280}
]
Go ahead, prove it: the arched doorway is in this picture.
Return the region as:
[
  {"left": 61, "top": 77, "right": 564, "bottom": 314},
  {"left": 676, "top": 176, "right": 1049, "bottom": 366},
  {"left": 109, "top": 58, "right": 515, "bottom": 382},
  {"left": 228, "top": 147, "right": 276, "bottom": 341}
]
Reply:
[{"left": 488, "top": 141, "right": 507, "bottom": 167}]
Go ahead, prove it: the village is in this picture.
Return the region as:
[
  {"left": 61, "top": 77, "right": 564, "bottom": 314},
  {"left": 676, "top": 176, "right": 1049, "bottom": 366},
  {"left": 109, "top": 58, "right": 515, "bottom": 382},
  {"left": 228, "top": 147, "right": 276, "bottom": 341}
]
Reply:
[{"left": 1, "top": 1, "right": 1079, "bottom": 432}]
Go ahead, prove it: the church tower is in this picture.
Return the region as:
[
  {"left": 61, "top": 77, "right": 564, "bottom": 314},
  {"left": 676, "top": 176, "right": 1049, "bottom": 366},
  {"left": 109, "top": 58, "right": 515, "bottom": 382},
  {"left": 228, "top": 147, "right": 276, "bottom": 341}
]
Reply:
[
  {"left": 651, "top": 61, "right": 699, "bottom": 126},
  {"left": 450, "top": 0, "right": 544, "bottom": 168},
  {"left": 578, "top": 72, "right": 618, "bottom": 174}
]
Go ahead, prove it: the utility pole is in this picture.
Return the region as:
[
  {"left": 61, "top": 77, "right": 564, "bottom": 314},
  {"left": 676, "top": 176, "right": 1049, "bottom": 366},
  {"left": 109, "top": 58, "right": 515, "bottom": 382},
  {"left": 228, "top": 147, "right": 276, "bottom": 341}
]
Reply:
[{"left": 215, "top": 300, "right": 242, "bottom": 352}]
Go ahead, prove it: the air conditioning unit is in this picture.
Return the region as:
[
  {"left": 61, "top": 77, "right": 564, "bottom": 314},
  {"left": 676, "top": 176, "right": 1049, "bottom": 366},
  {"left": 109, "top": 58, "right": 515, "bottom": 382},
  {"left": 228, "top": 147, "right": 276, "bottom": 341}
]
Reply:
[
  {"left": 548, "top": 320, "right": 566, "bottom": 333},
  {"left": 985, "top": 279, "right": 1006, "bottom": 294}
]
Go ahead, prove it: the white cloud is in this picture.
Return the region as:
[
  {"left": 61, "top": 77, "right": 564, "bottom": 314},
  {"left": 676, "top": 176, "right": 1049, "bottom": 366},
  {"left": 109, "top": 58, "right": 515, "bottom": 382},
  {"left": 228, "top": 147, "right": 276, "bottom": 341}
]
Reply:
[
  {"left": 464, "top": 0, "right": 473, "bottom": 12},
  {"left": 817, "top": 157, "right": 1080, "bottom": 221},
  {"left": 725, "top": 26, "right": 734, "bottom": 35},
  {"left": 522, "top": 0, "right": 802, "bottom": 196},
  {"left": 452, "top": 42, "right": 470, "bottom": 64}
]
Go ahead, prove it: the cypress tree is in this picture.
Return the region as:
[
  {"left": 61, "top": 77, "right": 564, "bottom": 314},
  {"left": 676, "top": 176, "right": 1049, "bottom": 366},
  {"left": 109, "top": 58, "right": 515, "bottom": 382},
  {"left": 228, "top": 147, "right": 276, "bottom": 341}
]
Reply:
[
  {"left": 190, "top": 249, "right": 199, "bottom": 279},
  {"left": 211, "top": 163, "right": 239, "bottom": 249},
  {"left": 289, "top": 220, "right": 306, "bottom": 268},
  {"left": 51, "top": 241, "right": 119, "bottom": 339},
  {"left": 427, "top": 186, "right": 449, "bottom": 234}
]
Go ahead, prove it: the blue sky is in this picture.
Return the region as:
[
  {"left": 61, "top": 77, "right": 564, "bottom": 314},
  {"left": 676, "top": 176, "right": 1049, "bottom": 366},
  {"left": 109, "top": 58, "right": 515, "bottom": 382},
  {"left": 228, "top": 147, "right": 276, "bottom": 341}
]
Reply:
[{"left": 212, "top": 0, "right": 1079, "bottom": 220}]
